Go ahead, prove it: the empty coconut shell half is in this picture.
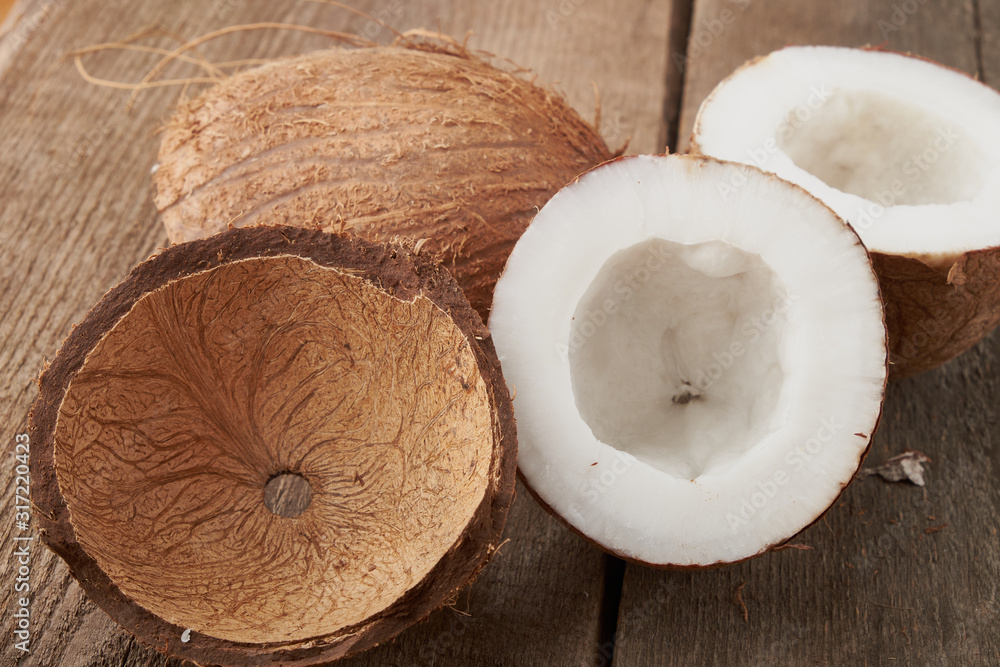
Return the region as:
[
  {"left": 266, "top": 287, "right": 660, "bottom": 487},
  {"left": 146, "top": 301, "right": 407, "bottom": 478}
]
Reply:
[
  {"left": 489, "top": 154, "right": 887, "bottom": 568},
  {"left": 691, "top": 46, "right": 1000, "bottom": 377},
  {"left": 29, "top": 226, "right": 517, "bottom": 665},
  {"left": 153, "top": 42, "right": 613, "bottom": 322}
]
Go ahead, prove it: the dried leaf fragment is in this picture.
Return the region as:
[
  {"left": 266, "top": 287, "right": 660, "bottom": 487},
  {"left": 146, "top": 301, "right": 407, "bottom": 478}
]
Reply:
[{"left": 862, "top": 450, "right": 931, "bottom": 486}]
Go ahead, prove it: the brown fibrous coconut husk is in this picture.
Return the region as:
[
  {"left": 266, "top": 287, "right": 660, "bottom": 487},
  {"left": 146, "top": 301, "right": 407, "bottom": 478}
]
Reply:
[
  {"left": 872, "top": 247, "right": 1000, "bottom": 377},
  {"left": 153, "top": 41, "right": 613, "bottom": 321}
]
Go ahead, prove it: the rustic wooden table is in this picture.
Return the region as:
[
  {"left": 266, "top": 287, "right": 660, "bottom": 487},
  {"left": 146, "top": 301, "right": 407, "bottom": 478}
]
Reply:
[{"left": 2, "top": 1, "right": 998, "bottom": 665}]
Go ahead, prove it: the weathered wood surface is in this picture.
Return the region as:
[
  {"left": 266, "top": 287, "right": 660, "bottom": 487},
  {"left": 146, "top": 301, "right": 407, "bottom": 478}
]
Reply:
[
  {"left": 612, "top": 1, "right": 1000, "bottom": 666},
  {"left": 1, "top": 0, "right": 998, "bottom": 666},
  {"left": 0, "top": 1, "right": 669, "bottom": 666}
]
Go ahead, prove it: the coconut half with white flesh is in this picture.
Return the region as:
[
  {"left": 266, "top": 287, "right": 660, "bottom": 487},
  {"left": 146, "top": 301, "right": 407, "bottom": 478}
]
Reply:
[
  {"left": 488, "top": 154, "right": 887, "bottom": 567},
  {"left": 691, "top": 46, "right": 1000, "bottom": 377}
]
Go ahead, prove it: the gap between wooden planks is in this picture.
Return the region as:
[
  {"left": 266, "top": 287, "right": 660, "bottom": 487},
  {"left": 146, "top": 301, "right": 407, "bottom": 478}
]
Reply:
[
  {"left": 0, "top": 1, "right": 672, "bottom": 666},
  {"left": 611, "top": 1, "right": 1000, "bottom": 666}
]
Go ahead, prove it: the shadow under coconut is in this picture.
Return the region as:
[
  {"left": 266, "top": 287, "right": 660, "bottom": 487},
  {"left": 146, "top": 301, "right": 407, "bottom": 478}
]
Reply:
[
  {"left": 609, "top": 327, "right": 1000, "bottom": 666},
  {"left": 338, "top": 481, "right": 608, "bottom": 667}
]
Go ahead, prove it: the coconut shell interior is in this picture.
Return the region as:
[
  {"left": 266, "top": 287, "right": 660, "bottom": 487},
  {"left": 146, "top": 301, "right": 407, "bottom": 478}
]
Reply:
[{"left": 30, "top": 226, "right": 517, "bottom": 665}]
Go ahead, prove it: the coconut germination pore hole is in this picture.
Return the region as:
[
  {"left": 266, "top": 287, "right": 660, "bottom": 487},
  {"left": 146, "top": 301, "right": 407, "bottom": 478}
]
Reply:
[
  {"left": 569, "top": 239, "right": 789, "bottom": 479},
  {"left": 263, "top": 473, "right": 312, "bottom": 518},
  {"left": 778, "top": 89, "right": 992, "bottom": 205}
]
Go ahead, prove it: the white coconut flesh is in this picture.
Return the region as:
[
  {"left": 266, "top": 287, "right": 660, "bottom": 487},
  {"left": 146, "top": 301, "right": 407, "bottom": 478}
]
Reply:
[
  {"left": 691, "top": 46, "right": 1000, "bottom": 262},
  {"left": 489, "top": 155, "right": 887, "bottom": 567}
]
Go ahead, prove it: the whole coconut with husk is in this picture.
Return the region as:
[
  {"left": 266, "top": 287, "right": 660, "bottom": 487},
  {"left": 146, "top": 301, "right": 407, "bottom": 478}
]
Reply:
[
  {"left": 153, "top": 39, "right": 613, "bottom": 321},
  {"left": 30, "top": 226, "right": 517, "bottom": 665}
]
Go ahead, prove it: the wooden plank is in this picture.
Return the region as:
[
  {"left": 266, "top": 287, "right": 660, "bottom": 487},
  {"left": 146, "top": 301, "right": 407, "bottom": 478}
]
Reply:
[
  {"left": 408, "top": 0, "right": 672, "bottom": 155},
  {"left": 613, "top": 1, "right": 1000, "bottom": 665},
  {"left": 0, "top": 0, "right": 57, "bottom": 77},
  {"left": 981, "top": 0, "right": 1000, "bottom": 85},
  {"left": 675, "top": 0, "right": 980, "bottom": 151},
  {"left": 339, "top": 482, "right": 610, "bottom": 667},
  {"left": 613, "top": 348, "right": 1000, "bottom": 665},
  {"left": 0, "top": 1, "right": 673, "bottom": 665}
]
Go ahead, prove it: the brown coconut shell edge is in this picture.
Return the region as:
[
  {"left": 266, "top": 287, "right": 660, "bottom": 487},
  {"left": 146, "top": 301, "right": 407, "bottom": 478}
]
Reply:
[
  {"left": 28, "top": 226, "right": 518, "bottom": 665},
  {"left": 872, "top": 247, "right": 1000, "bottom": 377}
]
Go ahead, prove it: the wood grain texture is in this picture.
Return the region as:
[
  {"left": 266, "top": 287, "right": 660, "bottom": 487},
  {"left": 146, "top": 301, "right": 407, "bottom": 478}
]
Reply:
[
  {"left": 0, "top": 0, "right": 59, "bottom": 77},
  {"left": 612, "top": 340, "right": 1000, "bottom": 665},
  {"left": 339, "top": 482, "right": 612, "bottom": 667},
  {"left": 10, "top": 1, "right": 997, "bottom": 666},
  {"left": 0, "top": 1, "right": 671, "bottom": 665},
  {"left": 612, "top": 1, "right": 1000, "bottom": 665},
  {"left": 675, "top": 0, "right": 979, "bottom": 151},
  {"left": 981, "top": 0, "right": 1000, "bottom": 85}
]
